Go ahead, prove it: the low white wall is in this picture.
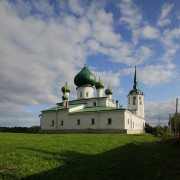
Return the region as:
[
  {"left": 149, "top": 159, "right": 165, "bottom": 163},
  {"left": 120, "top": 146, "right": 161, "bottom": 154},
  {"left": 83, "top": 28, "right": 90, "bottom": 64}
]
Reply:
[{"left": 124, "top": 110, "right": 145, "bottom": 133}]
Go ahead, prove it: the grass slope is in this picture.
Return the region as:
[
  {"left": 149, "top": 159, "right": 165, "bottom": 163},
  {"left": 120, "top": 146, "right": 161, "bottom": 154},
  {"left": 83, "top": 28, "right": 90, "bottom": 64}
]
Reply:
[{"left": 0, "top": 133, "right": 180, "bottom": 180}]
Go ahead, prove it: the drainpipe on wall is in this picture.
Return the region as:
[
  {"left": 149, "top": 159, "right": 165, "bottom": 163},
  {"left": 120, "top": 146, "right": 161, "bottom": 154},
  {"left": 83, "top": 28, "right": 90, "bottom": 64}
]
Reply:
[
  {"left": 98, "top": 110, "right": 100, "bottom": 129},
  {"left": 116, "top": 100, "right": 119, "bottom": 108},
  {"left": 56, "top": 109, "right": 58, "bottom": 129}
]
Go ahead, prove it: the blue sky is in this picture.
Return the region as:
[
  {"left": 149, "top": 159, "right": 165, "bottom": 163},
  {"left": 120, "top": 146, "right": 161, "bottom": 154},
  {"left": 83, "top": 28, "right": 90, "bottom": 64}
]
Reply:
[{"left": 0, "top": 0, "right": 180, "bottom": 127}]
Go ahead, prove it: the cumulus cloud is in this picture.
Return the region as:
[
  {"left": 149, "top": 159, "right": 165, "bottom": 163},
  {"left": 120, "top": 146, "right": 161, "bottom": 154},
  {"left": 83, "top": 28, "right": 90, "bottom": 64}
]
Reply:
[
  {"left": 133, "top": 25, "right": 159, "bottom": 44},
  {"left": 68, "top": 0, "right": 85, "bottom": 15},
  {"left": 119, "top": 0, "right": 142, "bottom": 29},
  {"left": 160, "top": 28, "right": 180, "bottom": 63},
  {"left": 0, "top": 0, "right": 179, "bottom": 126},
  {"left": 145, "top": 98, "right": 179, "bottom": 125},
  {"left": 139, "top": 64, "right": 177, "bottom": 86},
  {"left": 157, "top": 3, "right": 174, "bottom": 27},
  {"left": 0, "top": 102, "right": 37, "bottom": 127}
]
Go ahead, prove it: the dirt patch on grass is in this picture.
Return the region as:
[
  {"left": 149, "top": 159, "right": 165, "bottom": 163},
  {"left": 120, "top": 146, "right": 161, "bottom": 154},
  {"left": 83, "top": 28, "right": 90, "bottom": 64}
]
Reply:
[{"left": 0, "top": 164, "right": 15, "bottom": 174}]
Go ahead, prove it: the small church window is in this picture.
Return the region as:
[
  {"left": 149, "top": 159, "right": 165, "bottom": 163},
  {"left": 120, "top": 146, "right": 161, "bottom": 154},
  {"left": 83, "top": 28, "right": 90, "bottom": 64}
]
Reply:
[
  {"left": 94, "top": 102, "right": 96, "bottom": 106},
  {"left": 80, "top": 92, "right": 82, "bottom": 97},
  {"left": 108, "top": 118, "right": 112, "bottom": 124},
  {"left": 60, "top": 120, "right": 63, "bottom": 126},
  {"left": 139, "top": 97, "right": 142, "bottom": 105},
  {"left": 77, "top": 119, "right": 80, "bottom": 125},
  {"left": 86, "top": 92, "right": 89, "bottom": 97},
  {"left": 128, "top": 97, "right": 130, "bottom": 105},
  {"left": 51, "top": 120, "right": 54, "bottom": 126},
  {"left": 128, "top": 119, "right": 129, "bottom": 125},
  {"left": 91, "top": 118, "right": 95, "bottom": 125},
  {"left": 133, "top": 96, "right": 136, "bottom": 105}
]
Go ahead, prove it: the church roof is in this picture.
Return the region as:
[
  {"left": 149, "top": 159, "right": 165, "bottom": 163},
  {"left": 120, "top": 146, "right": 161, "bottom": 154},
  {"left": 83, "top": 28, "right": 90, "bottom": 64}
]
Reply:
[
  {"left": 128, "top": 66, "right": 143, "bottom": 95},
  {"left": 70, "top": 106, "right": 124, "bottom": 113},
  {"left": 74, "top": 66, "right": 96, "bottom": 87},
  {"left": 61, "top": 82, "right": 71, "bottom": 93},
  {"left": 62, "top": 93, "right": 69, "bottom": 100},
  {"left": 105, "top": 85, "right": 113, "bottom": 95},
  {"left": 95, "top": 78, "right": 104, "bottom": 89},
  {"left": 41, "top": 104, "right": 80, "bottom": 112},
  {"left": 42, "top": 105, "right": 124, "bottom": 113}
]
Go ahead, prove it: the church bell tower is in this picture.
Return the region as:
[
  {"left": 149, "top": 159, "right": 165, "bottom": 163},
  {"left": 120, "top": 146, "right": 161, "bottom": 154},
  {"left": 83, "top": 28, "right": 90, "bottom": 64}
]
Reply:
[{"left": 127, "top": 66, "right": 144, "bottom": 118}]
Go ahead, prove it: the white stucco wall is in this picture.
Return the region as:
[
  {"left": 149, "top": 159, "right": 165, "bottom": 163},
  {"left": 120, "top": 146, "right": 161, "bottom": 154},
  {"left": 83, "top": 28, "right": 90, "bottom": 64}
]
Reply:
[
  {"left": 97, "top": 89, "right": 104, "bottom": 97},
  {"left": 84, "top": 98, "right": 117, "bottom": 108},
  {"left": 68, "top": 110, "right": 125, "bottom": 130},
  {"left": 41, "top": 103, "right": 145, "bottom": 133},
  {"left": 124, "top": 110, "right": 145, "bottom": 133},
  {"left": 77, "top": 86, "right": 94, "bottom": 99},
  {"left": 41, "top": 110, "right": 69, "bottom": 130},
  {"left": 128, "top": 94, "right": 144, "bottom": 118}
]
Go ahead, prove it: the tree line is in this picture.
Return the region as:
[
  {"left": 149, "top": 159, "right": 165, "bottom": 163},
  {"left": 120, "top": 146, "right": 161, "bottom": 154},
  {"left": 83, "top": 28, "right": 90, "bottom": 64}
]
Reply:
[{"left": 0, "top": 126, "right": 40, "bottom": 133}]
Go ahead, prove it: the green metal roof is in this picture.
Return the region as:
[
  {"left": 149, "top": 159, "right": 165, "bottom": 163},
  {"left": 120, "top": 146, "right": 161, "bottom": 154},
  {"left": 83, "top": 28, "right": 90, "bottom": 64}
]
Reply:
[
  {"left": 105, "top": 85, "right": 113, "bottom": 95},
  {"left": 62, "top": 93, "right": 69, "bottom": 100},
  {"left": 74, "top": 66, "right": 96, "bottom": 87},
  {"left": 70, "top": 106, "right": 124, "bottom": 113},
  {"left": 42, "top": 104, "right": 83, "bottom": 112},
  {"left": 56, "top": 96, "right": 115, "bottom": 106},
  {"left": 95, "top": 78, "right": 104, "bottom": 89},
  {"left": 61, "top": 82, "right": 71, "bottom": 93}
]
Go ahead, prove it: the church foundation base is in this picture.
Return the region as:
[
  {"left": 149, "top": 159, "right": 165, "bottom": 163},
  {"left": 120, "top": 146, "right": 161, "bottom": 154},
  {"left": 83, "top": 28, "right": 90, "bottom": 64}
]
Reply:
[
  {"left": 40, "top": 129, "right": 128, "bottom": 134},
  {"left": 40, "top": 129, "right": 144, "bottom": 134}
]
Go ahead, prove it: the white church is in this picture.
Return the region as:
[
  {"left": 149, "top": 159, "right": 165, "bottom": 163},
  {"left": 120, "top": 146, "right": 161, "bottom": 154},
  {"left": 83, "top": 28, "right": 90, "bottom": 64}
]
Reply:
[{"left": 40, "top": 65, "right": 145, "bottom": 134}]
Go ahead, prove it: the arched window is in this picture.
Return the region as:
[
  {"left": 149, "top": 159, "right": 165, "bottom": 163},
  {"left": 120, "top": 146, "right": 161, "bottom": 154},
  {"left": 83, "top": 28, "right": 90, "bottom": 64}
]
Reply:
[
  {"left": 51, "top": 120, "right": 54, "bottom": 126},
  {"left": 80, "top": 92, "right": 82, "bottom": 97},
  {"left": 133, "top": 96, "right": 136, "bottom": 105},
  {"left": 86, "top": 92, "right": 89, "bottom": 97},
  {"left": 128, "top": 97, "right": 130, "bottom": 105},
  {"left": 139, "top": 96, "right": 142, "bottom": 105},
  {"left": 77, "top": 119, "right": 80, "bottom": 125}
]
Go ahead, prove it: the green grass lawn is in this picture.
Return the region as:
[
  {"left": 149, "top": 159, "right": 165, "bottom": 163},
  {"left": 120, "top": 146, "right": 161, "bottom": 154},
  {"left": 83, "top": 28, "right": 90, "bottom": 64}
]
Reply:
[{"left": 0, "top": 133, "right": 180, "bottom": 180}]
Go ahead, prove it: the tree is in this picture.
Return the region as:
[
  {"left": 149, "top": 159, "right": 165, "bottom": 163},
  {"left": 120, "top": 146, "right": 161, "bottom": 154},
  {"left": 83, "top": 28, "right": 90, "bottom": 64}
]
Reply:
[{"left": 169, "top": 113, "right": 180, "bottom": 138}]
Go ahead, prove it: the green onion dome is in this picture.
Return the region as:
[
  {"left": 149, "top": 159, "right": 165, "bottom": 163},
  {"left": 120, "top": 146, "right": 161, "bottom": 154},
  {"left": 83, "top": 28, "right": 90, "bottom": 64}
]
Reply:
[
  {"left": 105, "top": 85, "right": 113, "bottom": 95},
  {"left": 74, "top": 66, "right": 96, "bottom": 87},
  {"left": 95, "top": 78, "right": 104, "bottom": 89},
  {"left": 62, "top": 93, "right": 69, "bottom": 100},
  {"left": 61, "top": 82, "right": 71, "bottom": 93}
]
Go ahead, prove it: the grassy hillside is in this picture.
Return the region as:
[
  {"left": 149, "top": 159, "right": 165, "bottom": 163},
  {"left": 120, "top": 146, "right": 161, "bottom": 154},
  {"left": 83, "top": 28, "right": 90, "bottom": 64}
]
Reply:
[{"left": 0, "top": 133, "right": 180, "bottom": 180}]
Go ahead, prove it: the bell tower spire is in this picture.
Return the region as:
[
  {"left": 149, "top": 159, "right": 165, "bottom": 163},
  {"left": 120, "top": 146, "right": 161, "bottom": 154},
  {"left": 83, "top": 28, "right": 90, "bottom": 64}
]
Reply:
[
  {"left": 133, "top": 66, "right": 138, "bottom": 90},
  {"left": 127, "top": 66, "right": 144, "bottom": 118}
]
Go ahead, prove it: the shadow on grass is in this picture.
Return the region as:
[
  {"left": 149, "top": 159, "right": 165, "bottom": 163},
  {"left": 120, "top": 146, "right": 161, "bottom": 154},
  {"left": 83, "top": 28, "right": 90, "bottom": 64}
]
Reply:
[{"left": 22, "top": 141, "right": 180, "bottom": 180}]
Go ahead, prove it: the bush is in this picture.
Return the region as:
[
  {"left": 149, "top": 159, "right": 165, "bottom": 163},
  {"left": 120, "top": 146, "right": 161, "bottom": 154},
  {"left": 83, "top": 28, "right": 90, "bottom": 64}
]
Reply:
[{"left": 145, "top": 123, "right": 174, "bottom": 138}]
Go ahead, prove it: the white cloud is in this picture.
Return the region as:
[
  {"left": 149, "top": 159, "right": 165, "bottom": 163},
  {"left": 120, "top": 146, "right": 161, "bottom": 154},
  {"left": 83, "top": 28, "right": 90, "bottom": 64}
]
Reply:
[
  {"left": 0, "top": 0, "right": 179, "bottom": 127},
  {"left": 157, "top": 3, "right": 174, "bottom": 27},
  {"left": 134, "top": 46, "right": 153, "bottom": 64},
  {"left": 133, "top": 25, "right": 159, "bottom": 44},
  {"left": 0, "top": 102, "right": 38, "bottom": 127},
  {"left": 87, "top": 7, "right": 121, "bottom": 47},
  {"left": 160, "top": 27, "right": 180, "bottom": 63},
  {"left": 119, "top": 0, "right": 142, "bottom": 29},
  {"left": 145, "top": 98, "right": 179, "bottom": 125},
  {"left": 68, "top": 0, "right": 85, "bottom": 15},
  {"left": 139, "top": 64, "right": 177, "bottom": 86},
  {"left": 92, "top": 70, "right": 121, "bottom": 87}
]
